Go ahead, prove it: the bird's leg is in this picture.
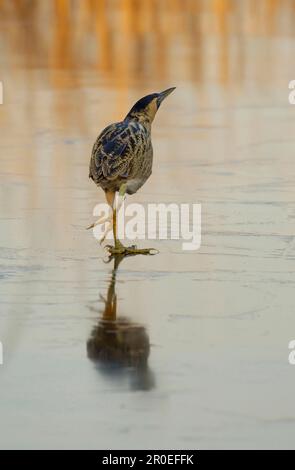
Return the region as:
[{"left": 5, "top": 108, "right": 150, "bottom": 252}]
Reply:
[
  {"left": 86, "top": 213, "right": 112, "bottom": 231},
  {"left": 87, "top": 191, "right": 115, "bottom": 245},
  {"left": 98, "top": 190, "right": 116, "bottom": 244},
  {"left": 106, "top": 185, "right": 126, "bottom": 253},
  {"left": 106, "top": 185, "right": 158, "bottom": 256},
  {"left": 99, "top": 217, "right": 114, "bottom": 245}
]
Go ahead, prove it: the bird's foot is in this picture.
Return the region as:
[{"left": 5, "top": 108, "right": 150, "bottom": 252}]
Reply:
[
  {"left": 86, "top": 213, "right": 112, "bottom": 231},
  {"left": 105, "top": 241, "right": 158, "bottom": 256},
  {"left": 86, "top": 214, "right": 114, "bottom": 245}
]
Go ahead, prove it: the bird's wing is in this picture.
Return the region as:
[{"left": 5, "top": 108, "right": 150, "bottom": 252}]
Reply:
[{"left": 90, "top": 121, "right": 146, "bottom": 182}]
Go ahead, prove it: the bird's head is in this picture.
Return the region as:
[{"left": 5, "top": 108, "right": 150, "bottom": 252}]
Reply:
[{"left": 125, "top": 87, "right": 176, "bottom": 124}]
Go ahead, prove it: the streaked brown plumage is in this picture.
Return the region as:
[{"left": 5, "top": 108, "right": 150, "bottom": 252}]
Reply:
[
  {"left": 89, "top": 118, "right": 152, "bottom": 195},
  {"left": 88, "top": 87, "right": 175, "bottom": 255}
]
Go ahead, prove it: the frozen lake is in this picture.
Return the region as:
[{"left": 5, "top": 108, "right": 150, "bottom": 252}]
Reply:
[{"left": 0, "top": 0, "right": 295, "bottom": 449}]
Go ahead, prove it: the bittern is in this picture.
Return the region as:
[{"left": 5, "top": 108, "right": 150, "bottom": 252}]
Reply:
[{"left": 88, "top": 87, "right": 176, "bottom": 255}]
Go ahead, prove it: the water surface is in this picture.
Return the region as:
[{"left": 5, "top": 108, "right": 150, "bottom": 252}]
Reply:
[{"left": 1, "top": 0, "right": 295, "bottom": 449}]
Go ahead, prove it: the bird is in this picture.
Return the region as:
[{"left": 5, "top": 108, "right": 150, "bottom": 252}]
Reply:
[{"left": 88, "top": 87, "right": 175, "bottom": 255}]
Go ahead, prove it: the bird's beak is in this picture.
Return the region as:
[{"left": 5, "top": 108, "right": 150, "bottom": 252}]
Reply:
[{"left": 157, "top": 87, "right": 176, "bottom": 106}]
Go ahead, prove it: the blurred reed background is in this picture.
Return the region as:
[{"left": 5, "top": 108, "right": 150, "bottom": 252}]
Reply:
[
  {"left": 1, "top": 0, "right": 295, "bottom": 77},
  {"left": 1, "top": 0, "right": 294, "bottom": 200},
  {"left": 1, "top": 0, "right": 294, "bottom": 93}
]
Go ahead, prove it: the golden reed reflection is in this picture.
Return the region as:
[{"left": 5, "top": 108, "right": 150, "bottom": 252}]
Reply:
[
  {"left": 1, "top": 0, "right": 295, "bottom": 208},
  {"left": 1, "top": 0, "right": 295, "bottom": 86},
  {"left": 87, "top": 254, "right": 155, "bottom": 391}
]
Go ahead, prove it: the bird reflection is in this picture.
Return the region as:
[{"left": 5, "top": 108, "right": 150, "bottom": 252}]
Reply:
[{"left": 87, "top": 254, "right": 155, "bottom": 391}]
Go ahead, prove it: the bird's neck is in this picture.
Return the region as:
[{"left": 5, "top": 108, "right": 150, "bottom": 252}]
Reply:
[{"left": 125, "top": 113, "right": 152, "bottom": 130}]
